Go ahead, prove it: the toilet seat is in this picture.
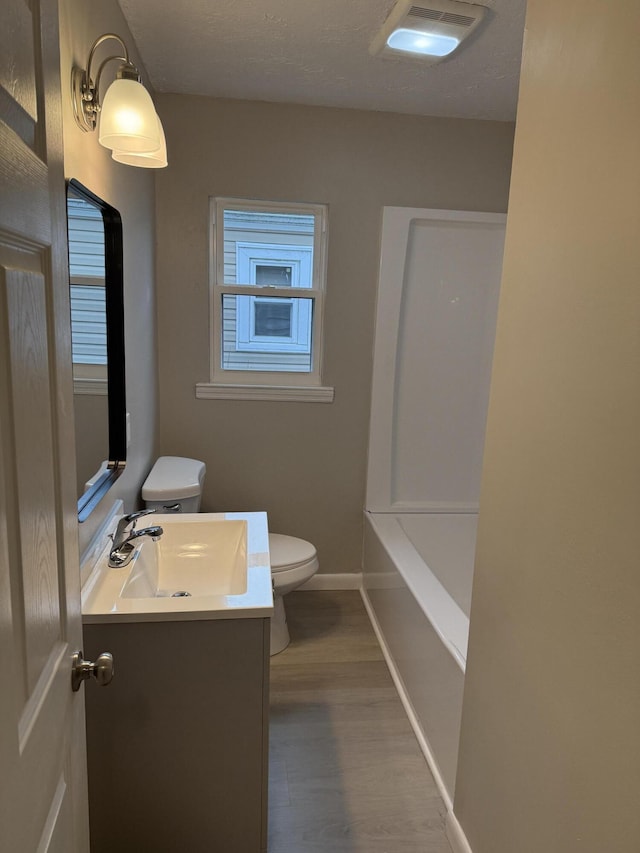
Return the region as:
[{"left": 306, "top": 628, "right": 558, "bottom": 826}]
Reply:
[{"left": 269, "top": 533, "right": 318, "bottom": 573}]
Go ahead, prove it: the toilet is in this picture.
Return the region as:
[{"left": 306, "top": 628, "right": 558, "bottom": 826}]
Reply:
[
  {"left": 142, "top": 456, "right": 319, "bottom": 655},
  {"left": 268, "top": 533, "right": 319, "bottom": 655},
  {"left": 141, "top": 455, "right": 206, "bottom": 513}
]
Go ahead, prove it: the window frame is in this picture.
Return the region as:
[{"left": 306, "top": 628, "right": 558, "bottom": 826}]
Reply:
[{"left": 207, "top": 197, "right": 330, "bottom": 395}]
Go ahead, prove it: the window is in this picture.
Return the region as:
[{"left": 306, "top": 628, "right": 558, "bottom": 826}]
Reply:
[{"left": 200, "top": 198, "right": 333, "bottom": 402}]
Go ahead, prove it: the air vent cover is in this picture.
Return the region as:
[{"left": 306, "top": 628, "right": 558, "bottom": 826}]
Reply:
[{"left": 370, "top": 0, "right": 488, "bottom": 64}]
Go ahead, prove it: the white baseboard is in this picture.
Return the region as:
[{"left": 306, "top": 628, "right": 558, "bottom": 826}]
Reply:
[
  {"left": 299, "top": 572, "right": 362, "bottom": 590},
  {"left": 446, "top": 811, "right": 473, "bottom": 853}
]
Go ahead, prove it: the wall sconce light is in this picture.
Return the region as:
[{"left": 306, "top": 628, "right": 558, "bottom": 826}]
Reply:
[
  {"left": 71, "top": 33, "right": 168, "bottom": 168},
  {"left": 112, "top": 116, "right": 168, "bottom": 168}
]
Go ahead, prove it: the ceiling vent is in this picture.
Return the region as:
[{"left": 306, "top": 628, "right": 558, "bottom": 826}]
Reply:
[{"left": 370, "top": 0, "right": 488, "bottom": 64}]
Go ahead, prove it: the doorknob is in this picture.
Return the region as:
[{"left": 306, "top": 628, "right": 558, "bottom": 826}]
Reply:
[{"left": 71, "top": 650, "right": 114, "bottom": 692}]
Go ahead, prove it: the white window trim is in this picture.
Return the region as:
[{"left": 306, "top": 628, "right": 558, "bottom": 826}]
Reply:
[
  {"left": 73, "top": 377, "right": 108, "bottom": 396},
  {"left": 203, "top": 197, "right": 333, "bottom": 402},
  {"left": 195, "top": 382, "right": 334, "bottom": 403}
]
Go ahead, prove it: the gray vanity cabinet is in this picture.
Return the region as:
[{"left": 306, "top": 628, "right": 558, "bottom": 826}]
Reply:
[{"left": 83, "top": 616, "right": 270, "bottom": 853}]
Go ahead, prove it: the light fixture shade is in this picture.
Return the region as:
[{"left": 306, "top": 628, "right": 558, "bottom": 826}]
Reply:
[
  {"left": 370, "top": 0, "right": 487, "bottom": 64},
  {"left": 112, "top": 116, "right": 168, "bottom": 168},
  {"left": 386, "top": 28, "right": 460, "bottom": 57},
  {"left": 98, "top": 78, "right": 161, "bottom": 153}
]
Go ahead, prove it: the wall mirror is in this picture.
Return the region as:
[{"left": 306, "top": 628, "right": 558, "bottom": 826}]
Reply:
[{"left": 67, "top": 179, "right": 126, "bottom": 521}]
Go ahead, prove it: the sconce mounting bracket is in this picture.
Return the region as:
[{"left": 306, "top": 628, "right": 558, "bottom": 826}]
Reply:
[{"left": 71, "top": 65, "right": 97, "bottom": 132}]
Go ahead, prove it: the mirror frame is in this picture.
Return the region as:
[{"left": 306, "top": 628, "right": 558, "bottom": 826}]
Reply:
[{"left": 67, "top": 179, "right": 127, "bottom": 521}]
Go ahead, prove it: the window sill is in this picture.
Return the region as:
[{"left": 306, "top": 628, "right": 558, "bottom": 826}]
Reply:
[
  {"left": 73, "top": 377, "right": 108, "bottom": 396},
  {"left": 195, "top": 383, "right": 334, "bottom": 403}
]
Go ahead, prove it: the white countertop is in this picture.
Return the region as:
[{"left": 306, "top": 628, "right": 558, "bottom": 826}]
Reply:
[{"left": 82, "top": 511, "right": 274, "bottom": 624}]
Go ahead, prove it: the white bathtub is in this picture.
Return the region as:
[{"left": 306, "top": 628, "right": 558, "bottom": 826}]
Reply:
[{"left": 362, "top": 510, "right": 477, "bottom": 806}]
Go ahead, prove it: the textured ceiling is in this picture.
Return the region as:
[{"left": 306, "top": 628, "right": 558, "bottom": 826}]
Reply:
[{"left": 118, "top": 0, "right": 526, "bottom": 121}]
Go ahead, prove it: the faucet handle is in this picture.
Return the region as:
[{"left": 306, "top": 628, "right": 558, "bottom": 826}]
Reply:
[
  {"left": 124, "top": 508, "right": 156, "bottom": 531},
  {"left": 125, "top": 508, "right": 156, "bottom": 523}
]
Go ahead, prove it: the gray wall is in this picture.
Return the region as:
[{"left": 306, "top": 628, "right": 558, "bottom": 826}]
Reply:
[
  {"left": 73, "top": 394, "right": 108, "bottom": 497},
  {"left": 455, "top": 0, "right": 640, "bottom": 850},
  {"left": 155, "top": 95, "right": 514, "bottom": 574},
  {"left": 59, "top": 0, "right": 158, "bottom": 561}
]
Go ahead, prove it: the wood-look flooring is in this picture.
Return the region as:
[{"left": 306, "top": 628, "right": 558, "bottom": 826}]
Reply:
[{"left": 268, "top": 590, "right": 452, "bottom": 853}]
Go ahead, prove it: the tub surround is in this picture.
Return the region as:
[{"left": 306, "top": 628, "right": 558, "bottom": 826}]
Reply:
[
  {"left": 363, "top": 206, "right": 505, "bottom": 809},
  {"left": 396, "top": 513, "right": 476, "bottom": 618},
  {"left": 366, "top": 207, "right": 506, "bottom": 516}
]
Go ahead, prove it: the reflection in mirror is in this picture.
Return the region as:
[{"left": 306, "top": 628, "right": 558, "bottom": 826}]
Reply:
[
  {"left": 69, "top": 193, "right": 108, "bottom": 497},
  {"left": 67, "top": 180, "right": 126, "bottom": 521}
]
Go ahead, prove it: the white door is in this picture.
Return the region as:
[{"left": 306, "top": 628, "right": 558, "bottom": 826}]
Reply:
[{"left": 0, "top": 0, "right": 91, "bottom": 849}]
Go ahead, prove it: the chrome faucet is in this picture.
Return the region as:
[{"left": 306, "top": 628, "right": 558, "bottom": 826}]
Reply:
[
  {"left": 109, "top": 509, "right": 163, "bottom": 568},
  {"left": 112, "top": 508, "right": 156, "bottom": 548}
]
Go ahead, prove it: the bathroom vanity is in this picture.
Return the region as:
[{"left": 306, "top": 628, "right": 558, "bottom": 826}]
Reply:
[{"left": 81, "top": 512, "right": 273, "bottom": 853}]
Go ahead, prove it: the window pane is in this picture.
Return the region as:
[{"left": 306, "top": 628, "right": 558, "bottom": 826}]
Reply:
[
  {"left": 254, "top": 301, "right": 292, "bottom": 337},
  {"left": 70, "top": 284, "right": 107, "bottom": 364},
  {"left": 222, "top": 294, "right": 313, "bottom": 372},
  {"left": 223, "top": 208, "right": 314, "bottom": 287},
  {"left": 68, "top": 196, "right": 108, "bottom": 365},
  {"left": 67, "top": 197, "right": 106, "bottom": 278},
  {"left": 255, "top": 265, "right": 292, "bottom": 287}
]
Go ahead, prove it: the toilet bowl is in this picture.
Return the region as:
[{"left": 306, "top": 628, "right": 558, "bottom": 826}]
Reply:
[
  {"left": 269, "top": 533, "right": 319, "bottom": 656},
  {"left": 142, "top": 457, "right": 319, "bottom": 655}
]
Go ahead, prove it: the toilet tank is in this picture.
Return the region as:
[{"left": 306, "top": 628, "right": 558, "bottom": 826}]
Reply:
[{"left": 142, "top": 456, "right": 206, "bottom": 513}]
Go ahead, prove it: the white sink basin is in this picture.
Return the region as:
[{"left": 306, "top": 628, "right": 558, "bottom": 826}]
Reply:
[
  {"left": 82, "top": 511, "right": 273, "bottom": 623},
  {"left": 121, "top": 518, "right": 248, "bottom": 599}
]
